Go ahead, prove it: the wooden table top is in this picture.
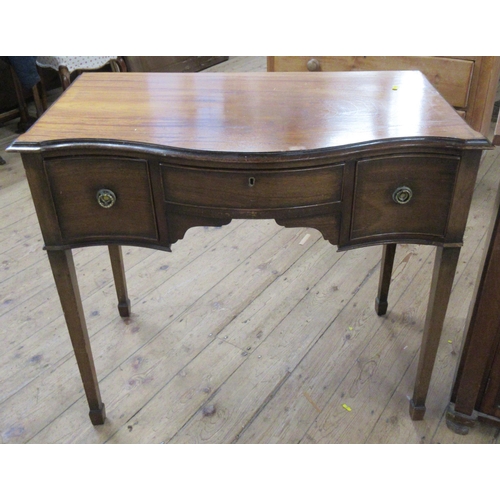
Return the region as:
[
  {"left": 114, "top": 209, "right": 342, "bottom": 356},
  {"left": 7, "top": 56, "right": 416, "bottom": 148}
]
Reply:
[{"left": 12, "top": 71, "right": 489, "bottom": 154}]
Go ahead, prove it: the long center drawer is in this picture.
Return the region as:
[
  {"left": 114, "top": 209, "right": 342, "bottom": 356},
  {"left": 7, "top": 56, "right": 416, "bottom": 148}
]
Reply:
[{"left": 160, "top": 163, "right": 344, "bottom": 209}]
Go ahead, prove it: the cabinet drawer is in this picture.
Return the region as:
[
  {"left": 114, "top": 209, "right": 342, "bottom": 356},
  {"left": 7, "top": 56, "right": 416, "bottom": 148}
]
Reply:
[
  {"left": 161, "top": 163, "right": 344, "bottom": 209},
  {"left": 272, "top": 56, "right": 474, "bottom": 109},
  {"left": 350, "top": 155, "right": 460, "bottom": 241},
  {"left": 45, "top": 157, "right": 158, "bottom": 242}
]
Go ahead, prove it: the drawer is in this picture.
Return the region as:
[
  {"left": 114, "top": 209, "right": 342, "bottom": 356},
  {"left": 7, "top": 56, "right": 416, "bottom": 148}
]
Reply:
[
  {"left": 272, "top": 56, "right": 474, "bottom": 109},
  {"left": 161, "top": 163, "right": 344, "bottom": 209},
  {"left": 350, "top": 155, "right": 460, "bottom": 241},
  {"left": 45, "top": 157, "right": 158, "bottom": 242}
]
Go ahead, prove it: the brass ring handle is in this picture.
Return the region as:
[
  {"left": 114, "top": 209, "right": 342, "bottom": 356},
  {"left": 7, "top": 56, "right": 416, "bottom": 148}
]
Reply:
[
  {"left": 306, "top": 58, "right": 321, "bottom": 72},
  {"left": 392, "top": 186, "right": 413, "bottom": 205},
  {"left": 96, "top": 188, "right": 116, "bottom": 208}
]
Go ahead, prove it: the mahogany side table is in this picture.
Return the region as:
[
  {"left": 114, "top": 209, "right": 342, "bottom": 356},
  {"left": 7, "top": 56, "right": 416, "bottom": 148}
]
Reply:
[{"left": 8, "top": 71, "right": 491, "bottom": 425}]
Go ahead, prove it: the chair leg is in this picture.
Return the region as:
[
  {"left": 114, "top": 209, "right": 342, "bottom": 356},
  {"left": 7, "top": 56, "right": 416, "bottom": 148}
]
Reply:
[
  {"left": 58, "top": 65, "right": 71, "bottom": 90},
  {"left": 115, "top": 56, "right": 127, "bottom": 72},
  {"left": 32, "top": 81, "right": 46, "bottom": 117},
  {"left": 110, "top": 56, "right": 128, "bottom": 73},
  {"left": 10, "top": 66, "right": 32, "bottom": 132}
]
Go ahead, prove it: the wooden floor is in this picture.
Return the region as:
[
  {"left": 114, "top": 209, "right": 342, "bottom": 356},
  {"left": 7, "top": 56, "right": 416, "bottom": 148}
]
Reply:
[{"left": 1, "top": 57, "right": 500, "bottom": 444}]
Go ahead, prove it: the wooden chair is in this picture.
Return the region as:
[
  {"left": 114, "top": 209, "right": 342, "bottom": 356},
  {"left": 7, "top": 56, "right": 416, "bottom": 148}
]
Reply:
[
  {"left": 36, "top": 57, "right": 127, "bottom": 90},
  {"left": 10, "top": 65, "right": 46, "bottom": 129},
  {"left": 0, "top": 56, "right": 46, "bottom": 134}
]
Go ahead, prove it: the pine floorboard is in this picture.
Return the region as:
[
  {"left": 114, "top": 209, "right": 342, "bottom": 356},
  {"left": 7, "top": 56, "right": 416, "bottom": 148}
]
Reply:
[{"left": 1, "top": 56, "right": 499, "bottom": 444}]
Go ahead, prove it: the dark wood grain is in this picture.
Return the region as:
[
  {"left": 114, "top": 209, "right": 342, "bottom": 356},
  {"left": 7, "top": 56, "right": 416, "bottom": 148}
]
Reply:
[
  {"left": 123, "top": 56, "right": 228, "bottom": 73},
  {"left": 375, "top": 244, "right": 397, "bottom": 316},
  {"left": 46, "top": 249, "right": 105, "bottom": 425},
  {"left": 493, "top": 112, "right": 500, "bottom": 146},
  {"left": 447, "top": 187, "right": 500, "bottom": 432},
  {"left": 267, "top": 56, "right": 500, "bottom": 137},
  {"left": 351, "top": 154, "right": 459, "bottom": 243},
  {"left": 12, "top": 72, "right": 487, "bottom": 154},
  {"left": 445, "top": 150, "right": 485, "bottom": 242},
  {"left": 21, "top": 153, "right": 64, "bottom": 247},
  {"left": 9, "top": 71, "right": 490, "bottom": 426},
  {"left": 410, "top": 246, "right": 461, "bottom": 420},
  {"left": 44, "top": 156, "right": 158, "bottom": 245},
  {"left": 479, "top": 341, "right": 500, "bottom": 419},
  {"left": 161, "top": 163, "right": 343, "bottom": 208},
  {"left": 270, "top": 56, "right": 475, "bottom": 108},
  {"left": 108, "top": 245, "right": 131, "bottom": 317}
]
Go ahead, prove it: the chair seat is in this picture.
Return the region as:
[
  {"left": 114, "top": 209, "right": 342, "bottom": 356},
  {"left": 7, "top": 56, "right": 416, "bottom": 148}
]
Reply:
[{"left": 37, "top": 56, "right": 118, "bottom": 74}]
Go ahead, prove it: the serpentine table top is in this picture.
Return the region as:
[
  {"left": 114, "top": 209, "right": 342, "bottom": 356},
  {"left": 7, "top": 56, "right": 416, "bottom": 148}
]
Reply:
[{"left": 15, "top": 71, "right": 486, "bottom": 153}]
